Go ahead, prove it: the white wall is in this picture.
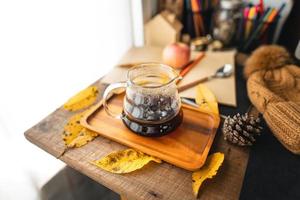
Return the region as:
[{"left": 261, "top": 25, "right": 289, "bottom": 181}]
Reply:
[{"left": 0, "top": 0, "right": 135, "bottom": 199}]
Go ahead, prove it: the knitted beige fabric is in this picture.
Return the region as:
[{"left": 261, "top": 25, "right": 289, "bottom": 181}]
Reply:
[{"left": 246, "top": 45, "right": 300, "bottom": 154}]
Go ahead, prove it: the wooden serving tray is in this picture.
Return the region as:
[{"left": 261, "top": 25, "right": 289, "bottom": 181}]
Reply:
[{"left": 81, "top": 94, "right": 220, "bottom": 171}]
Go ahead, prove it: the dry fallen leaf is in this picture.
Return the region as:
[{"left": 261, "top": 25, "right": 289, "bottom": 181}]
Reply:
[
  {"left": 195, "top": 84, "right": 219, "bottom": 114},
  {"left": 192, "top": 152, "right": 224, "bottom": 197},
  {"left": 62, "top": 111, "right": 98, "bottom": 148},
  {"left": 92, "top": 149, "right": 162, "bottom": 174},
  {"left": 63, "top": 86, "right": 98, "bottom": 111}
]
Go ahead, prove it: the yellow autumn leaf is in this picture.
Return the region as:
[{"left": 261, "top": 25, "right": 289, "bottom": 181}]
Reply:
[
  {"left": 63, "top": 86, "right": 98, "bottom": 111},
  {"left": 63, "top": 111, "right": 98, "bottom": 148},
  {"left": 195, "top": 84, "right": 219, "bottom": 114},
  {"left": 192, "top": 152, "right": 224, "bottom": 197},
  {"left": 92, "top": 149, "right": 162, "bottom": 174}
]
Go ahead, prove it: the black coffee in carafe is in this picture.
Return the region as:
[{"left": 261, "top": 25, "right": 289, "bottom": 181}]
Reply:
[{"left": 122, "top": 93, "right": 183, "bottom": 136}]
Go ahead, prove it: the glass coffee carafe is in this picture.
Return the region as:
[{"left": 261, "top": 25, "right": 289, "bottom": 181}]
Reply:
[{"left": 102, "top": 63, "right": 183, "bottom": 137}]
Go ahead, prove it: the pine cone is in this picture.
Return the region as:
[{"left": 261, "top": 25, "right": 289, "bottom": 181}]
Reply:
[{"left": 222, "top": 113, "right": 263, "bottom": 146}]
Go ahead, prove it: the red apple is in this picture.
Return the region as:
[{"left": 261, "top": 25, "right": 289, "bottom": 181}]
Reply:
[{"left": 162, "top": 42, "right": 191, "bottom": 69}]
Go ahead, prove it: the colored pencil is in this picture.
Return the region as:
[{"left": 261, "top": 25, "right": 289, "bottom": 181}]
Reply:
[
  {"left": 243, "top": 7, "right": 271, "bottom": 50},
  {"left": 191, "top": 0, "right": 205, "bottom": 36},
  {"left": 242, "top": 7, "right": 250, "bottom": 41},
  {"left": 191, "top": 0, "right": 199, "bottom": 36},
  {"left": 245, "top": 7, "right": 257, "bottom": 40},
  {"left": 236, "top": 9, "right": 245, "bottom": 42},
  {"left": 197, "top": 1, "right": 205, "bottom": 35},
  {"left": 260, "top": 3, "right": 286, "bottom": 37},
  {"left": 259, "top": 0, "right": 264, "bottom": 15},
  {"left": 177, "top": 52, "right": 205, "bottom": 84}
]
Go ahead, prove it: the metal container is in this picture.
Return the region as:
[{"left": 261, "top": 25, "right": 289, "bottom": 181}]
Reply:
[{"left": 212, "top": 0, "right": 243, "bottom": 46}]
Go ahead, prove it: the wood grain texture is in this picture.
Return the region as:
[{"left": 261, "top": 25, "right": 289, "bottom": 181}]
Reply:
[
  {"left": 81, "top": 94, "right": 220, "bottom": 171},
  {"left": 24, "top": 80, "right": 249, "bottom": 200}
]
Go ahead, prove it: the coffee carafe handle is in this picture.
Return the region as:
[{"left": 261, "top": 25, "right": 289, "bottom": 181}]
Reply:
[{"left": 102, "top": 82, "right": 127, "bottom": 119}]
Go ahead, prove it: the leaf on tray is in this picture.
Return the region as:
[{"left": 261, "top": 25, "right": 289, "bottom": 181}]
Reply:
[
  {"left": 63, "top": 86, "right": 98, "bottom": 111},
  {"left": 92, "top": 149, "right": 162, "bottom": 174},
  {"left": 63, "top": 111, "right": 98, "bottom": 148},
  {"left": 195, "top": 84, "right": 219, "bottom": 114},
  {"left": 192, "top": 152, "right": 224, "bottom": 197}
]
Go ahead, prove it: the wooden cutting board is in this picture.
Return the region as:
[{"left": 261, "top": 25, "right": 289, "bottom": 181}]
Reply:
[{"left": 81, "top": 94, "right": 220, "bottom": 171}]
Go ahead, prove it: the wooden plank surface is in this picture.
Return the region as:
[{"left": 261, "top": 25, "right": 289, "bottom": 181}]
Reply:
[
  {"left": 25, "top": 80, "right": 249, "bottom": 200},
  {"left": 81, "top": 94, "right": 220, "bottom": 171}
]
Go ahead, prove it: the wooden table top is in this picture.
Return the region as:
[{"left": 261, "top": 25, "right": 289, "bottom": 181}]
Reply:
[{"left": 25, "top": 79, "right": 249, "bottom": 200}]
